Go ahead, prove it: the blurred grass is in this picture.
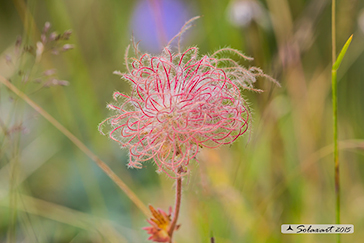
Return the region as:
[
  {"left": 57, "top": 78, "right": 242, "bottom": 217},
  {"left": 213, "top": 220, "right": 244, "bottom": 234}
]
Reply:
[{"left": 1, "top": 0, "right": 364, "bottom": 242}]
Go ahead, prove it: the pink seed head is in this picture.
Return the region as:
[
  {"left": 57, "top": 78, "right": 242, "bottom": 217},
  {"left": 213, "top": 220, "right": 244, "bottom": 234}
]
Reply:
[{"left": 100, "top": 44, "right": 276, "bottom": 178}]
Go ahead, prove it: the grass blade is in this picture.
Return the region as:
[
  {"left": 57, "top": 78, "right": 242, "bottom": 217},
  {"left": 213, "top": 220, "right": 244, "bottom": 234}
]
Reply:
[{"left": 333, "top": 35, "right": 353, "bottom": 71}]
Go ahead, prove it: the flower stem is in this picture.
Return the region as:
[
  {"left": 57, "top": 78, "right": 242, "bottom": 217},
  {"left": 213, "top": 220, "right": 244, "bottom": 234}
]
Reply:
[{"left": 168, "top": 176, "right": 182, "bottom": 243}]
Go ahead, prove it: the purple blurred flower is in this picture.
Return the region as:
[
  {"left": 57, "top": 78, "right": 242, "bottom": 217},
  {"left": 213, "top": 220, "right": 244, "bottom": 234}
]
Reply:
[{"left": 131, "top": 0, "right": 189, "bottom": 53}]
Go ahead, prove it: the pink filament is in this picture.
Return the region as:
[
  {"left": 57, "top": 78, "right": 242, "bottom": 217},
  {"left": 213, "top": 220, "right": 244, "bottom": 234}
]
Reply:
[{"left": 102, "top": 47, "right": 256, "bottom": 178}]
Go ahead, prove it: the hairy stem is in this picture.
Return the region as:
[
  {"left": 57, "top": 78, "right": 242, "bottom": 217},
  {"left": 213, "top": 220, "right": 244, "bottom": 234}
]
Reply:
[{"left": 168, "top": 176, "right": 182, "bottom": 243}]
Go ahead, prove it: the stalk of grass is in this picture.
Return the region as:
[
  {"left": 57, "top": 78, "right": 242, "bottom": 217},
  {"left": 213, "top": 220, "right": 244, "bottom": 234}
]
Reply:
[
  {"left": 14, "top": 0, "right": 111, "bottom": 222},
  {"left": 331, "top": 3, "right": 338, "bottom": 242},
  {"left": 332, "top": 34, "right": 352, "bottom": 243},
  {"left": 332, "top": 0, "right": 336, "bottom": 63},
  {"left": 0, "top": 74, "right": 150, "bottom": 217},
  {"left": 6, "top": 84, "right": 27, "bottom": 243},
  {"left": 332, "top": 0, "right": 353, "bottom": 240}
]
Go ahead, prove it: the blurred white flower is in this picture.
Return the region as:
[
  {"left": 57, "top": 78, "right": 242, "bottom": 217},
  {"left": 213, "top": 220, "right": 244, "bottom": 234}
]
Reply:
[
  {"left": 35, "top": 41, "right": 44, "bottom": 63},
  {"left": 227, "top": 0, "right": 269, "bottom": 29},
  {"left": 358, "top": 9, "right": 364, "bottom": 34}
]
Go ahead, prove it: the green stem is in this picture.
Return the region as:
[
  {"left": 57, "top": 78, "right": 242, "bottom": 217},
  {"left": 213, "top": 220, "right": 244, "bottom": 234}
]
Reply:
[
  {"left": 331, "top": 32, "right": 352, "bottom": 243},
  {"left": 332, "top": 69, "right": 340, "bottom": 224},
  {"left": 332, "top": 0, "right": 336, "bottom": 63},
  {"left": 331, "top": 1, "right": 340, "bottom": 242}
]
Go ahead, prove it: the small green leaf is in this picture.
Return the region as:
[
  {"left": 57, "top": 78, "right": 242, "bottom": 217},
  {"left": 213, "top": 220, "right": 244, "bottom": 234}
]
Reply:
[{"left": 333, "top": 35, "right": 353, "bottom": 71}]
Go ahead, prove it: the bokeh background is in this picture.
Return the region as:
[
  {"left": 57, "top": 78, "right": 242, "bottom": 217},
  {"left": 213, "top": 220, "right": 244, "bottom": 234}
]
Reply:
[{"left": 1, "top": 0, "right": 364, "bottom": 242}]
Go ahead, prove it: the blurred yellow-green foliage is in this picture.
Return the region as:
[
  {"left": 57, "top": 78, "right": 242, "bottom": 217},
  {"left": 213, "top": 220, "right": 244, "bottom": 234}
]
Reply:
[{"left": 1, "top": 0, "right": 364, "bottom": 242}]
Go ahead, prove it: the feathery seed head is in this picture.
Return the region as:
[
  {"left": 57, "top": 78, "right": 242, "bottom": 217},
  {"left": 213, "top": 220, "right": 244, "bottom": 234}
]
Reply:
[{"left": 100, "top": 19, "right": 277, "bottom": 178}]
